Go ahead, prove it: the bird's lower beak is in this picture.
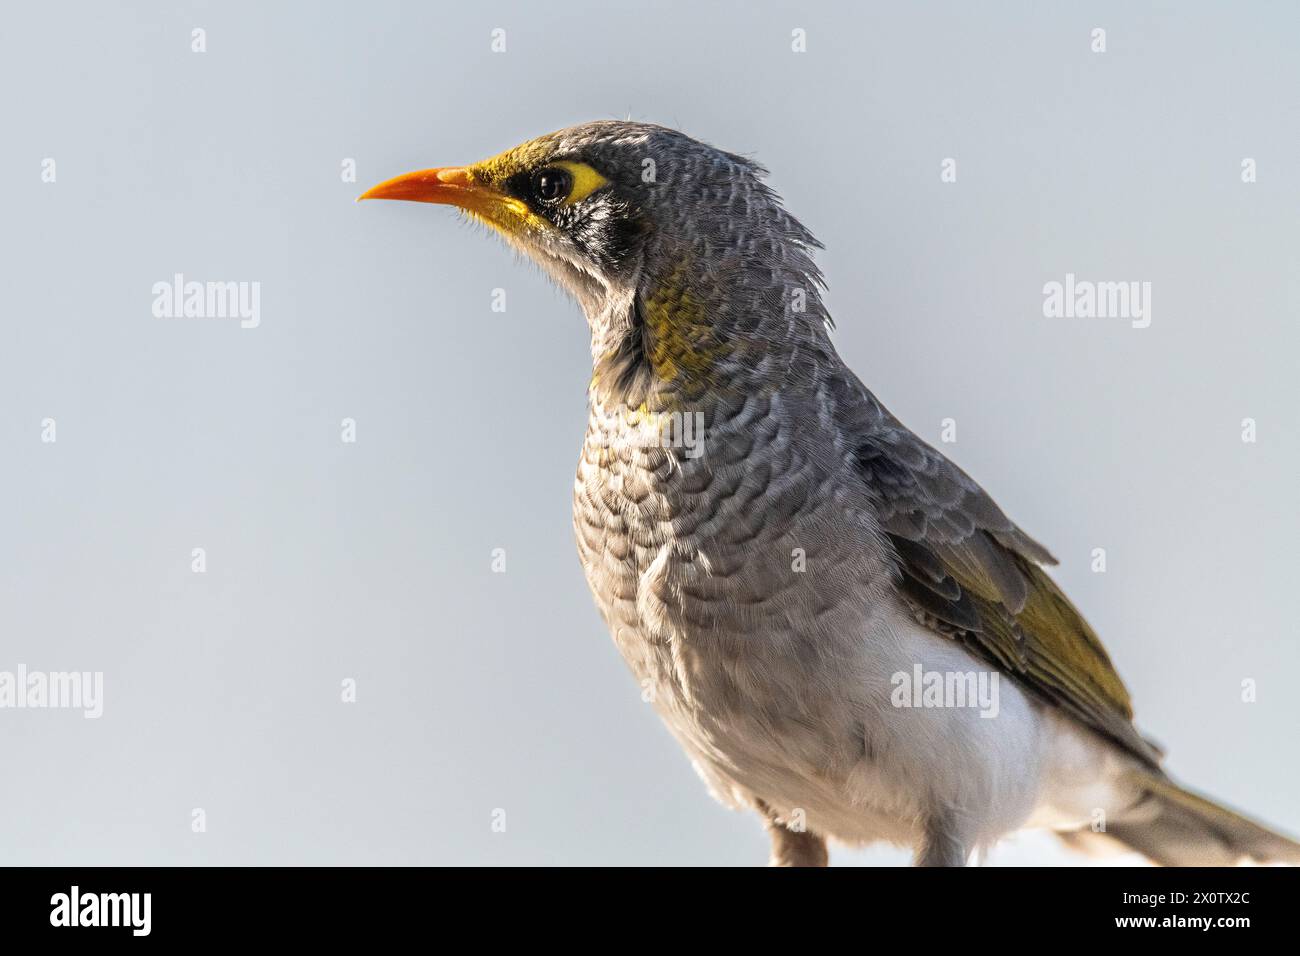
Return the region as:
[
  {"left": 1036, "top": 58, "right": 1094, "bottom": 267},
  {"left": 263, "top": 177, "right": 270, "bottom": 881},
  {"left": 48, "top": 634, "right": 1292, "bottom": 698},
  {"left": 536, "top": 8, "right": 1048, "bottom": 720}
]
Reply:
[{"left": 357, "top": 166, "right": 483, "bottom": 207}]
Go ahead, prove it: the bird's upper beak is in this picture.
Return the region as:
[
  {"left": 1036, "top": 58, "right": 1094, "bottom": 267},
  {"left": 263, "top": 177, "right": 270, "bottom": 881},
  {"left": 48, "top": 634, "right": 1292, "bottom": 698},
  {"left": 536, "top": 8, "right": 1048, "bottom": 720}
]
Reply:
[{"left": 357, "top": 166, "right": 481, "bottom": 207}]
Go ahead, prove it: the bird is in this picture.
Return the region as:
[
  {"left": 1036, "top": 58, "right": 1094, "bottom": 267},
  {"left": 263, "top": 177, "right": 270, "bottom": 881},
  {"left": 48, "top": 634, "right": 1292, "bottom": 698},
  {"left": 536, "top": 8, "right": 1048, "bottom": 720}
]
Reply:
[{"left": 360, "top": 121, "right": 1299, "bottom": 866}]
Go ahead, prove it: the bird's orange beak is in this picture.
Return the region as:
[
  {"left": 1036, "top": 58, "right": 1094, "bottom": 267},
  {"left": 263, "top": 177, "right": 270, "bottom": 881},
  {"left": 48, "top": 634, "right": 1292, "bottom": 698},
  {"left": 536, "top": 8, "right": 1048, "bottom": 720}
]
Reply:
[
  {"left": 359, "top": 160, "right": 548, "bottom": 237},
  {"left": 357, "top": 166, "right": 481, "bottom": 206}
]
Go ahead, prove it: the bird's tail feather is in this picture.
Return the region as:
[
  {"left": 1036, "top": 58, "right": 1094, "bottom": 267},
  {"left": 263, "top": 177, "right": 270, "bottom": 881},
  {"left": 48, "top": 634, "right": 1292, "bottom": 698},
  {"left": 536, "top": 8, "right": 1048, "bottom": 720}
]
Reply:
[{"left": 1069, "top": 770, "right": 1300, "bottom": 866}]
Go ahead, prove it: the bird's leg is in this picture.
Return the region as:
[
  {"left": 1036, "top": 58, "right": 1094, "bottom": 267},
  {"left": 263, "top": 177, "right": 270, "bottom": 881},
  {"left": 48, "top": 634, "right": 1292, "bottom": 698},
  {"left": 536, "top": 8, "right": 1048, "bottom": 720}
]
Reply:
[
  {"left": 914, "top": 816, "right": 970, "bottom": 867},
  {"left": 760, "top": 806, "right": 829, "bottom": 867}
]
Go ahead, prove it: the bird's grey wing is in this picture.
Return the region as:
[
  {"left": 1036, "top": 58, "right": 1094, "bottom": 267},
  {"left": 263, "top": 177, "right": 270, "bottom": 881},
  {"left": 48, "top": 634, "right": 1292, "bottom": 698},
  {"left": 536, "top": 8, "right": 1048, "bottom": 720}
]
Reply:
[{"left": 832, "top": 371, "right": 1161, "bottom": 767}]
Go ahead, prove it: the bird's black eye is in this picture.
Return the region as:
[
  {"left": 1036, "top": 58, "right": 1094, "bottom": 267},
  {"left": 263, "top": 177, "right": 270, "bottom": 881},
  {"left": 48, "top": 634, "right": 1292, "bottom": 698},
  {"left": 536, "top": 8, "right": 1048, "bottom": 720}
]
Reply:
[{"left": 532, "top": 167, "right": 573, "bottom": 205}]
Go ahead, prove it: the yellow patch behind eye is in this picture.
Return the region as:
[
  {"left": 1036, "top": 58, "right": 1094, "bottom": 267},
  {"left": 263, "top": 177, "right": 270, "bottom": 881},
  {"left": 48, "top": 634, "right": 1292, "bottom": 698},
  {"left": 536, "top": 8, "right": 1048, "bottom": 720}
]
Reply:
[{"left": 552, "top": 160, "right": 610, "bottom": 204}]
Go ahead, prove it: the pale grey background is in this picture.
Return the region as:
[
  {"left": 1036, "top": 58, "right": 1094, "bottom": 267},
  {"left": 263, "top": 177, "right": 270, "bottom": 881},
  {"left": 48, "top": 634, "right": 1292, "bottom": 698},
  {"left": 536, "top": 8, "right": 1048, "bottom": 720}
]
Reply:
[{"left": 2, "top": 1, "right": 1296, "bottom": 865}]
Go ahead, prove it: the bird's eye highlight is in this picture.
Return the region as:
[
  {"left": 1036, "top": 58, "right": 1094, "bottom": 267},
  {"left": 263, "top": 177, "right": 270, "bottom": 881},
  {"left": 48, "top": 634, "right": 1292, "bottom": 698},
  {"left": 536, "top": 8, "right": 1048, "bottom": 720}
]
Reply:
[{"left": 532, "top": 167, "right": 573, "bottom": 205}]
